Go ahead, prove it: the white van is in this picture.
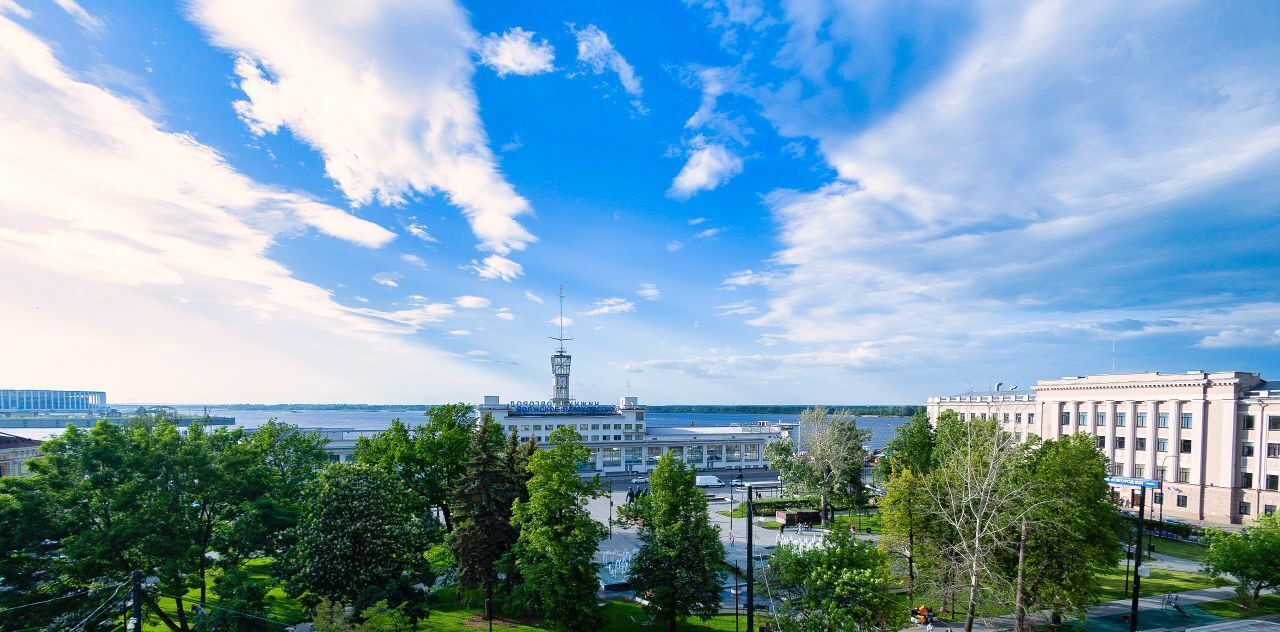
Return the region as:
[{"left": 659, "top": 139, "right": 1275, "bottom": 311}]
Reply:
[{"left": 695, "top": 475, "right": 726, "bottom": 488}]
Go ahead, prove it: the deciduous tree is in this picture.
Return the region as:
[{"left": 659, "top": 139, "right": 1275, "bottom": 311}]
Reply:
[
  {"left": 768, "top": 527, "right": 903, "bottom": 631},
  {"left": 765, "top": 406, "right": 869, "bottom": 523},
  {"left": 1204, "top": 512, "right": 1280, "bottom": 605},
  {"left": 510, "top": 426, "right": 605, "bottom": 631},
  {"left": 617, "top": 451, "right": 725, "bottom": 632}
]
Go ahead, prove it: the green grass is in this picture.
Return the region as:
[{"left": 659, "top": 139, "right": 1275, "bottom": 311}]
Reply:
[
  {"left": 1094, "top": 566, "right": 1230, "bottom": 602},
  {"left": 1197, "top": 593, "right": 1280, "bottom": 619},
  {"left": 427, "top": 598, "right": 770, "bottom": 631},
  {"left": 831, "top": 511, "right": 883, "bottom": 535},
  {"left": 760, "top": 520, "right": 782, "bottom": 530},
  {"left": 1148, "top": 536, "right": 1208, "bottom": 564},
  {"left": 143, "top": 559, "right": 305, "bottom": 631}
]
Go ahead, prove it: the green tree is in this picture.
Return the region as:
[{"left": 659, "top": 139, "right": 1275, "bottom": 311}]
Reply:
[
  {"left": 875, "top": 410, "right": 936, "bottom": 484},
  {"left": 880, "top": 466, "right": 932, "bottom": 605},
  {"left": 355, "top": 404, "right": 474, "bottom": 532},
  {"left": 617, "top": 452, "right": 726, "bottom": 632},
  {"left": 765, "top": 407, "right": 869, "bottom": 523},
  {"left": 1009, "top": 433, "right": 1124, "bottom": 628},
  {"left": 925, "top": 416, "right": 1029, "bottom": 632},
  {"left": 510, "top": 426, "right": 605, "bottom": 631},
  {"left": 768, "top": 527, "right": 904, "bottom": 631},
  {"left": 286, "top": 465, "right": 436, "bottom": 614},
  {"left": 232, "top": 420, "right": 330, "bottom": 563},
  {"left": 1204, "top": 511, "right": 1280, "bottom": 605},
  {"left": 450, "top": 414, "right": 518, "bottom": 619},
  {"left": 191, "top": 566, "right": 273, "bottom": 631}
]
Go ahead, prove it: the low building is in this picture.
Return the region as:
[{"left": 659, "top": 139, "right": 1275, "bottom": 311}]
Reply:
[
  {"left": 0, "top": 432, "right": 42, "bottom": 477},
  {"left": 928, "top": 371, "right": 1280, "bottom": 526}
]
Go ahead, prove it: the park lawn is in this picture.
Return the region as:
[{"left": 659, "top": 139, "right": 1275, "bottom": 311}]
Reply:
[
  {"left": 1094, "top": 566, "right": 1230, "bottom": 602},
  {"left": 427, "top": 598, "right": 770, "bottom": 631},
  {"left": 1197, "top": 593, "right": 1280, "bottom": 619},
  {"left": 831, "top": 511, "right": 884, "bottom": 535},
  {"left": 1148, "top": 536, "right": 1208, "bottom": 564},
  {"left": 143, "top": 559, "right": 306, "bottom": 631}
]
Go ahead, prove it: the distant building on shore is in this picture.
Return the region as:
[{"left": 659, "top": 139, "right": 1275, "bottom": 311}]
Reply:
[
  {"left": 928, "top": 371, "right": 1280, "bottom": 526},
  {"left": 0, "top": 432, "right": 42, "bottom": 477},
  {"left": 0, "top": 389, "right": 233, "bottom": 428}
]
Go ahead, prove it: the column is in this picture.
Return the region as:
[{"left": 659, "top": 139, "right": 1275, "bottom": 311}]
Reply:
[
  {"left": 1147, "top": 401, "right": 1160, "bottom": 479},
  {"left": 1254, "top": 403, "right": 1267, "bottom": 491},
  {"left": 1171, "top": 400, "right": 1183, "bottom": 485},
  {"left": 1126, "top": 401, "right": 1138, "bottom": 477},
  {"left": 1106, "top": 401, "right": 1118, "bottom": 470}
]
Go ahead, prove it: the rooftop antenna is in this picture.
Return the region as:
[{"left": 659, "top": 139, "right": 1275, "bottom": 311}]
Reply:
[
  {"left": 1111, "top": 336, "right": 1116, "bottom": 373},
  {"left": 550, "top": 285, "right": 572, "bottom": 353}
]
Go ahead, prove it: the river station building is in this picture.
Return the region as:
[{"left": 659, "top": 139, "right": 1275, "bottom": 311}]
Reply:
[{"left": 927, "top": 370, "right": 1280, "bottom": 526}]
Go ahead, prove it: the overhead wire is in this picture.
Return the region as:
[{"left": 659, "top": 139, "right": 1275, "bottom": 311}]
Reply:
[
  {"left": 67, "top": 582, "right": 127, "bottom": 632},
  {"left": 154, "top": 592, "right": 293, "bottom": 628}
]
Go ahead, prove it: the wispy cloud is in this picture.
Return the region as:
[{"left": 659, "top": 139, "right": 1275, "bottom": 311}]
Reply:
[
  {"left": 666, "top": 240, "right": 685, "bottom": 252},
  {"left": 687, "top": 217, "right": 707, "bottom": 225},
  {"left": 191, "top": 0, "right": 536, "bottom": 280},
  {"left": 477, "top": 27, "right": 555, "bottom": 77},
  {"left": 583, "top": 297, "right": 636, "bottom": 316},
  {"left": 454, "top": 295, "right": 491, "bottom": 309},
  {"left": 523, "top": 290, "right": 544, "bottom": 304},
  {"left": 694, "top": 227, "right": 724, "bottom": 239},
  {"left": 569, "top": 23, "right": 645, "bottom": 113},
  {"left": 401, "top": 253, "right": 427, "bottom": 269},
  {"left": 637, "top": 283, "right": 661, "bottom": 300},
  {"left": 404, "top": 221, "right": 437, "bottom": 243}
]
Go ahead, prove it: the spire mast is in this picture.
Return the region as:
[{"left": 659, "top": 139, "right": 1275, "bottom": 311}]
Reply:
[{"left": 550, "top": 285, "right": 573, "bottom": 407}]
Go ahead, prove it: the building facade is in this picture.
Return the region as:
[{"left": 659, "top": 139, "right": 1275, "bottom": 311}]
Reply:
[
  {"left": 0, "top": 432, "right": 42, "bottom": 477},
  {"left": 928, "top": 371, "right": 1280, "bottom": 526},
  {"left": 0, "top": 389, "right": 108, "bottom": 415}
]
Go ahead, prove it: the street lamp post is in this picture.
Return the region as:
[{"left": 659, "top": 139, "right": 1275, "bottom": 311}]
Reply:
[
  {"left": 1156, "top": 454, "right": 1173, "bottom": 548},
  {"left": 608, "top": 479, "right": 614, "bottom": 538}
]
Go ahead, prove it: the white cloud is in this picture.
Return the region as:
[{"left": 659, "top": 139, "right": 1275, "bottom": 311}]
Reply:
[
  {"left": 583, "top": 297, "right": 636, "bottom": 316},
  {"left": 405, "top": 222, "right": 437, "bottom": 243},
  {"left": 372, "top": 272, "right": 400, "bottom": 288},
  {"left": 54, "top": 0, "right": 102, "bottom": 32},
  {"left": 666, "top": 240, "right": 685, "bottom": 252},
  {"left": 401, "top": 253, "right": 427, "bottom": 268},
  {"left": 454, "top": 295, "right": 491, "bottom": 309},
  {"left": 354, "top": 296, "right": 369, "bottom": 303},
  {"left": 637, "top": 283, "right": 661, "bottom": 300},
  {"left": 737, "top": 1, "right": 1280, "bottom": 371},
  {"left": 569, "top": 23, "right": 645, "bottom": 113},
  {"left": 669, "top": 140, "right": 743, "bottom": 199},
  {"left": 687, "top": 217, "right": 707, "bottom": 225},
  {"left": 523, "top": 290, "right": 544, "bottom": 303},
  {"left": 445, "top": 329, "right": 471, "bottom": 336},
  {"left": 549, "top": 316, "right": 573, "bottom": 327},
  {"left": 496, "top": 307, "right": 515, "bottom": 321},
  {"left": 477, "top": 27, "right": 555, "bottom": 77},
  {"left": 466, "top": 349, "right": 490, "bottom": 356},
  {"left": 0, "top": 14, "right": 514, "bottom": 402},
  {"left": 694, "top": 227, "right": 725, "bottom": 239},
  {"left": 191, "top": 0, "right": 536, "bottom": 278},
  {"left": 716, "top": 301, "right": 759, "bottom": 316},
  {"left": 620, "top": 344, "right": 883, "bottom": 380},
  {"left": 722, "top": 269, "right": 777, "bottom": 289},
  {"left": 468, "top": 254, "right": 523, "bottom": 281}
]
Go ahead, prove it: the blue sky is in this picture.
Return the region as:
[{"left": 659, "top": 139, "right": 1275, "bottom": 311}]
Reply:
[{"left": 1, "top": 0, "right": 1277, "bottom": 404}]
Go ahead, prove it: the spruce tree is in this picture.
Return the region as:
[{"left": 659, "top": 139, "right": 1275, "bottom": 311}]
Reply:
[{"left": 450, "top": 414, "right": 515, "bottom": 619}]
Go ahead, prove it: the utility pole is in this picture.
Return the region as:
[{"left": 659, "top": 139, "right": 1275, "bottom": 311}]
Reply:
[
  {"left": 1130, "top": 487, "right": 1146, "bottom": 632},
  {"left": 746, "top": 486, "right": 754, "bottom": 632},
  {"left": 129, "top": 570, "right": 143, "bottom": 631}
]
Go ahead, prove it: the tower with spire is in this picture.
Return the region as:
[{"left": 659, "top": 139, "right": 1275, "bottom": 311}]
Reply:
[{"left": 550, "top": 285, "right": 572, "bottom": 408}]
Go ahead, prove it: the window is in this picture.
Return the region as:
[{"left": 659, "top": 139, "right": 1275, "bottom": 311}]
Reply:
[
  {"left": 1097, "top": 412, "right": 1107, "bottom": 426},
  {"left": 590, "top": 435, "right": 598, "bottom": 442},
  {"left": 1133, "top": 464, "right": 1145, "bottom": 478},
  {"left": 1157, "top": 466, "right": 1168, "bottom": 481},
  {"left": 1271, "top": 416, "right": 1280, "bottom": 431},
  {"left": 647, "top": 446, "right": 662, "bottom": 465},
  {"left": 614, "top": 424, "right": 622, "bottom": 430},
  {"left": 1265, "top": 505, "right": 1277, "bottom": 516},
  {"left": 726, "top": 445, "right": 742, "bottom": 462},
  {"left": 1158, "top": 413, "right": 1169, "bottom": 428},
  {"left": 1004, "top": 413, "right": 1010, "bottom": 423},
  {"left": 1180, "top": 439, "right": 1192, "bottom": 454},
  {"left": 959, "top": 413, "right": 966, "bottom": 421},
  {"left": 625, "top": 447, "right": 642, "bottom": 464},
  {"left": 614, "top": 435, "right": 622, "bottom": 441},
  {"left": 1116, "top": 437, "right": 1126, "bottom": 450},
  {"left": 686, "top": 445, "right": 703, "bottom": 463},
  {"left": 602, "top": 447, "right": 621, "bottom": 467},
  {"left": 1116, "top": 412, "right": 1126, "bottom": 427},
  {"left": 1028, "top": 413, "right": 1035, "bottom": 424},
  {"left": 1154, "top": 492, "right": 1164, "bottom": 505},
  {"left": 1243, "top": 415, "right": 1255, "bottom": 430},
  {"left": 1137, "top": 412, "right": 1148, "bottom": 428},
  {"left": 1243, "top": 442, "right": 1255, "bottom": 458},
  {"left": 1178, "top": 467, "right": 1190, "bottom": 483},
  {"left": 635, "top": 412, "right": 645, "bottom": 421},
  {"left": 1157, "top": 438, "right": 1168, "bottom": 452},
  {"left": 707, "top": 445, "right": 723, "bottom": 462},
  {"left": 1240, "top": 472, "right": 1253, "bottom": 488},
  {"left": 1136, "top": 438, "right": 1147, "bottom": 451},
  {"left": 591, "top": 424, "right": 599, "bottom": 430},
  {"left": 1180, "top": 413, "right": 1193, "bottom": 429},
  {"left": 1267, "top": 474, "right": 1278, "bottom": 491},
  {"left": 1269, "top": 443, "right": 1280, "bottom": 458},
  {"left": 1239, "top": 501, "right": 1251, "bottom": 516},
  {"left": 1061, "top": 412, "right": 1070, "bottom": 426},
  {"left": 1015, "top": 413, "right": 1022, "bottom": 423},
  {"left": 1109, "top": 463, "right": 1123, "bottom": 475},
  {"left": 667, "top": 446, "right": 683, "bottom": 460},
  {"left": 1176, "top": 495, "right": 1188, "bottom": 508},
  {"left": 745, "top": 444, "right": 760, "bottom": 461},
  {"left": 532, "top": 424, "right": 542, "bottom": 431},
  {"left": 1015, "top": 432, "right": 1022, "bottom": 441},
  {"left": 1096, "top": 436, "right": 1106, "bottom": 449},
  {"left": 636, "top": 424, "right": 644, "bottom": 431},
  {"left": 624, "top": 424, "right": 633, "bottom": 430},
  {"left": 1079, "top": 412, "right": 1089, "bottom": 426},
  {"left": 579, "top": 424, "right": 588, "bottom": 430}
]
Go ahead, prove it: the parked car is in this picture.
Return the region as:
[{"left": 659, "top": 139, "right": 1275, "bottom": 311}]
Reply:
[
  {"left": 731, "top": 479, "right": 747, "bottom": 488},
  {"left": 630, "top": 476, "right": 649, "bottom": 484}
]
